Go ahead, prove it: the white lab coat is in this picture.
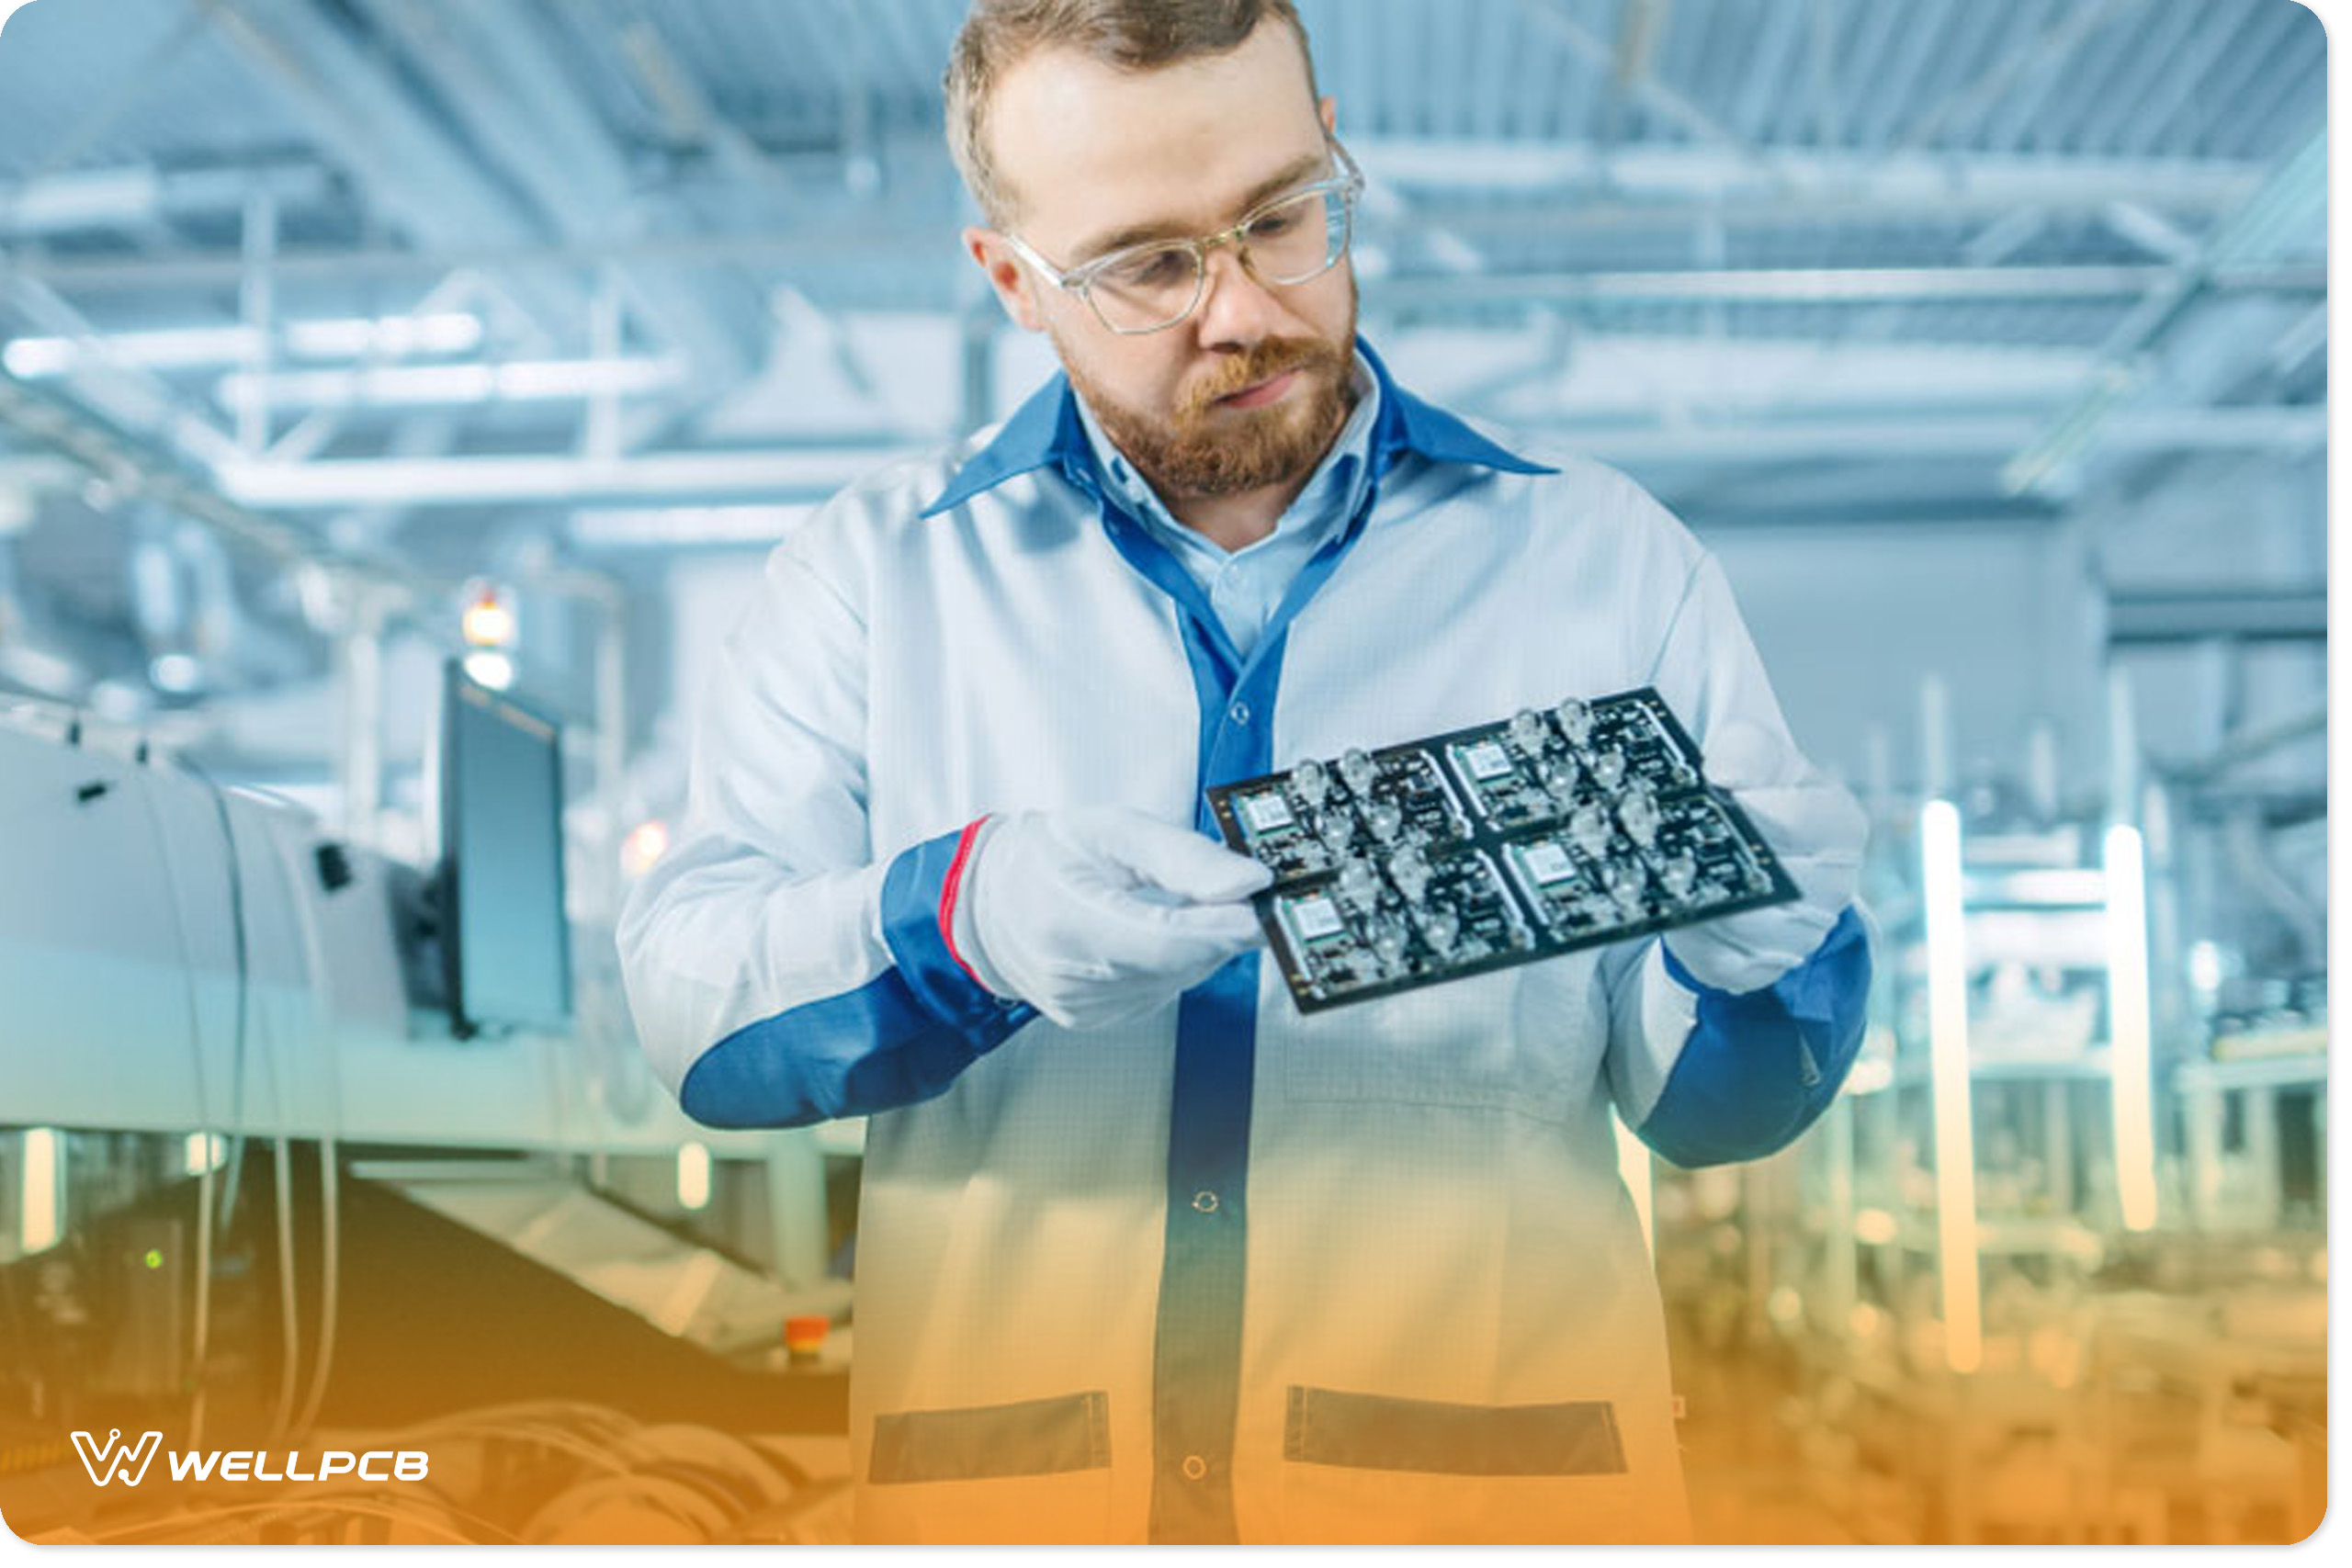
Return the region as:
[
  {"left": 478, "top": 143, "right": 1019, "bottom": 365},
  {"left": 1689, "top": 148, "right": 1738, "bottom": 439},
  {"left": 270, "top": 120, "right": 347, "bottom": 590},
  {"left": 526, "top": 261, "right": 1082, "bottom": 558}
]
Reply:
[{"left": 617, "top": 348, "right": 1838, "bottom": 1543}]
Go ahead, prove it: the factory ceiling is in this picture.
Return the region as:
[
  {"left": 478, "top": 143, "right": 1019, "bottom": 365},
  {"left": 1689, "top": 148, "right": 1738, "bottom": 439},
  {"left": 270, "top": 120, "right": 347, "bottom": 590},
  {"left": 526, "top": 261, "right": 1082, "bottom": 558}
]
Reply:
[{"left": 0, "top": 0, "right": 2327, "bottom": 732}]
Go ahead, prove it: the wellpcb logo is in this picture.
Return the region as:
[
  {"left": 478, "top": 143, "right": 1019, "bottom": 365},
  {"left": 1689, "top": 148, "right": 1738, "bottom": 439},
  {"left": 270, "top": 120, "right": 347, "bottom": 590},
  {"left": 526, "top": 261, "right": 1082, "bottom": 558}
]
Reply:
[
  {"left": 70, "top": 1427, "right": 429, "bottom": 1486},
  {"left": 71, "top": 1429, "right": 163, "bottom": 1487}
]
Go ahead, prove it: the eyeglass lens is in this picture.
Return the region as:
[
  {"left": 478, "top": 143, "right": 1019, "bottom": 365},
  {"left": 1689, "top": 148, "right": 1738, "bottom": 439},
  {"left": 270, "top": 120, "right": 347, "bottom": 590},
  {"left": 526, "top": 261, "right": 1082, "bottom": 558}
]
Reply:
[{"left": 1087, "top": 185, "right": 1351, "bottom": 333}]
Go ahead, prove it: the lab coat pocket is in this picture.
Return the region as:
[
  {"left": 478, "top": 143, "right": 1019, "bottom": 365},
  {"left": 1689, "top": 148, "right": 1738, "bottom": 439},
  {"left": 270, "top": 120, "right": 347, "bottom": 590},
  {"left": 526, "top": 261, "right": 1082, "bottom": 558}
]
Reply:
[
  {"left": 1279, "top": 951, "right": 1598, "bottom": 1122},
  {"left": 1278, "top": 1384, "right": 1637, "bottom": 1544},
  {"left": 860, "top": 1391, "right": 1115, "bottom": 1544}
]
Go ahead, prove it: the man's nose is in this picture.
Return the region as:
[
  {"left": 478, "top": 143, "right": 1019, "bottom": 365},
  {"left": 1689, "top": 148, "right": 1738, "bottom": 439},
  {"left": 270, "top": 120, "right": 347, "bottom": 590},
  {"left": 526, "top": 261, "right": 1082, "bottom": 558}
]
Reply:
[{"left": 1191, "top": 242, "right": 1287, "bottom": 350}]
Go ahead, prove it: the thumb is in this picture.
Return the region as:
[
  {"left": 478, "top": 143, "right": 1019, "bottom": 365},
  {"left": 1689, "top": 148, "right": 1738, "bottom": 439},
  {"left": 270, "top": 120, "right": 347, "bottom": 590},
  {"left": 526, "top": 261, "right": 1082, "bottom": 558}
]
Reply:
[
  {"left": 1739, "top": 774, "right": 1868, "bottom": 860},
  {"left": 1079, "top": 807, "right": 1274, "bottom": 903}
]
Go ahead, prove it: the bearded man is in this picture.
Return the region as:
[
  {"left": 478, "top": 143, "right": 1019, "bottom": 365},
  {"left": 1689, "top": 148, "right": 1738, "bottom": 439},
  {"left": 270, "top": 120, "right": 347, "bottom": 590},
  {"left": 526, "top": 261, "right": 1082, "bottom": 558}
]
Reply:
[{"left": 618, "top": 0, "right": 1871, "bottom": 1544}]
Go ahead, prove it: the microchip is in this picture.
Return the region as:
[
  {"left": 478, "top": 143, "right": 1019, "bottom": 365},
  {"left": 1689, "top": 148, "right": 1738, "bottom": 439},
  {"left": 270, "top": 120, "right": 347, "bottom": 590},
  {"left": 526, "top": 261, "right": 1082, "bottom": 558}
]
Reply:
[
  {"left": 1518, "top": 840, "right": 1576, "bottom": 885},
  {"left": 1461, "top": 739, "right": 1514, "bottom": 780},
  {"left": 1238, "top": 791, "right": 1295, "bottom": 833},
  {"left": 1283, "top": 893, "right": 1348, "bottom": 943}
]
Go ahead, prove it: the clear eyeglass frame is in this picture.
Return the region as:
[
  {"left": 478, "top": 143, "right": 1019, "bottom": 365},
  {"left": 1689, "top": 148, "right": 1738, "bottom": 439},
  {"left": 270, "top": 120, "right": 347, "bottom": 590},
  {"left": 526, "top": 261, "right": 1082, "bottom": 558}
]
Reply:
[{"left": 1002, "top": 139, "right": 1365, "bottom": 335}]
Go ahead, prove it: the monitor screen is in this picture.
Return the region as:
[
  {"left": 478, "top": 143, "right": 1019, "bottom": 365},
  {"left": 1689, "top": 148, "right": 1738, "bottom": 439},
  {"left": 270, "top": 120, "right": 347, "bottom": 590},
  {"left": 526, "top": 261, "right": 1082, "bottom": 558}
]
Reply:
[{"left": 439, "top": 660, "right": 571, "bottom": 1036}]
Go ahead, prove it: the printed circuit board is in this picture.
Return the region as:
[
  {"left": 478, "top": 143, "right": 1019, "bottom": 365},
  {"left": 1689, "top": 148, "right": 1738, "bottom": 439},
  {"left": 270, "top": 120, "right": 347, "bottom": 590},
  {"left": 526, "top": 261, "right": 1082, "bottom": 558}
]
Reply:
[{"left": 1207, "top": 687, "right": 1797, "bottom": 1011}]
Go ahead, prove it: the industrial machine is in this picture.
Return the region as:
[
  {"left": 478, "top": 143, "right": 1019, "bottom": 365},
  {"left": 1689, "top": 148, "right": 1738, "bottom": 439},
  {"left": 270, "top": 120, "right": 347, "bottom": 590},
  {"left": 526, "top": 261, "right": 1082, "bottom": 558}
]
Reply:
[{"left": 0, "top": 693, "right": 852, "bottom": 1544}]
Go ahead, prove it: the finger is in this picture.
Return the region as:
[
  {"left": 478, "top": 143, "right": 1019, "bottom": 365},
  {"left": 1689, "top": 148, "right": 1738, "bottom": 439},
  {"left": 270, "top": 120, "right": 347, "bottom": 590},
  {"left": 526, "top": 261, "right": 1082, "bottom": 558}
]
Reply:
[
  {"left": 1053, "top": 894, "right": 1265, "bottom": 972},
  {"left": 1095, "top": 818, "right": 1274, "bottom": 903},
  {"left": 1740, "top": 789, "right": 1862, "bottom": 864}
]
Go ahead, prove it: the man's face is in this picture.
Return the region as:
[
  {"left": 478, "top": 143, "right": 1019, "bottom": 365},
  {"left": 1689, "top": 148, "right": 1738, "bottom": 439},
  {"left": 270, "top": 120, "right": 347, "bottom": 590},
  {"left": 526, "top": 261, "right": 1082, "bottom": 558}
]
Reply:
[{"left": 969, "top": 20, "right": 1358, "bottom": 502}]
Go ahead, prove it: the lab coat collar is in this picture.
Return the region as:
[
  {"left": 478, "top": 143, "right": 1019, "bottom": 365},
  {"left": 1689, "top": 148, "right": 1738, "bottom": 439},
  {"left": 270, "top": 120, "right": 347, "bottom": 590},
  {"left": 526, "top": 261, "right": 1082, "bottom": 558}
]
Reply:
[{"left": 919, "top": 334, "right": 1552, "bottom": 519}]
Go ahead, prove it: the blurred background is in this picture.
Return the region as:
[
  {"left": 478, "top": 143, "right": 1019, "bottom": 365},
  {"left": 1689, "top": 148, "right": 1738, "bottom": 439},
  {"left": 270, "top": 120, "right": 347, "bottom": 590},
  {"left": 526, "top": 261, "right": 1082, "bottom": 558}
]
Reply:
[{"left": 0, "top": 0, "right": 2326, "bottom": 1546}]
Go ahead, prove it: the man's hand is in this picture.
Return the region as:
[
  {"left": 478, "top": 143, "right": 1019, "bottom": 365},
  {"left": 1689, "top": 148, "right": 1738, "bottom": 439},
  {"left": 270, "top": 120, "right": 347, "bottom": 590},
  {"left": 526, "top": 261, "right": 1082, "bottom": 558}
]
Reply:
[
  {"left": 1666, "top": 721, "right": 1867, "bottom": 995},
  {"left": 956, "top": 807, "right": 1273, "bottom": 1029}
]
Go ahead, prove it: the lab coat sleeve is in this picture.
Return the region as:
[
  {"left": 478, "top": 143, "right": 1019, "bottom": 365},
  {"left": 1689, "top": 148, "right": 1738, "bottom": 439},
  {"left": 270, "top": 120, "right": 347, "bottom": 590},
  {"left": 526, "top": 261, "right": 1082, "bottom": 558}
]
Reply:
[
  {"left": 615, "top": 531, "right": 1034, "bottom": 1131},
  {"left": 1600, "top": 545, "right": 1874, "bottom": 1167}
]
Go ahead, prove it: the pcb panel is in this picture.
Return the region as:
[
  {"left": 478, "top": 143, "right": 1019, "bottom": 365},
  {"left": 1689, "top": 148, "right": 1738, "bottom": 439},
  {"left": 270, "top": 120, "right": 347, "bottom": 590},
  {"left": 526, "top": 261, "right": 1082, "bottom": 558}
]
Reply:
[{"left": 1207, "top": 688, "right": 1798, "bottom": 1012}]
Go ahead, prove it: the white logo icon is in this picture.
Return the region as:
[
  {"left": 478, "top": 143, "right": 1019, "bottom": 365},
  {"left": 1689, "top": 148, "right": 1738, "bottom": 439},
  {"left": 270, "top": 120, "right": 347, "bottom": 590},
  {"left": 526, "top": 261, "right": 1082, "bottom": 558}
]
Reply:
[{"left": 71, "top": 1428, "right": 164, "bottom": 1487}]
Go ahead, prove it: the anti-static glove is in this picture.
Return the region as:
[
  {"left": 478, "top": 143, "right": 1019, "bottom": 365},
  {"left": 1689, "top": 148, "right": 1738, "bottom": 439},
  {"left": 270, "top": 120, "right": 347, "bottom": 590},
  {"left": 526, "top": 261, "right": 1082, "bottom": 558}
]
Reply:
[
  {"left": 1665, "top": 720, "right": 1867, "bottom": 995},
  {"left": 953, "top": 806, "right": 1273, "bottom": 1030}
]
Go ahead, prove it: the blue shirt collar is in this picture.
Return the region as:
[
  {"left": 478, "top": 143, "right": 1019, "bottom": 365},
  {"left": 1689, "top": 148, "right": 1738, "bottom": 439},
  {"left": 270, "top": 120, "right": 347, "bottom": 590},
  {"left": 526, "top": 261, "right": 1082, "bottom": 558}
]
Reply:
[{"left": 918, "top": 334, "right": 1553, "bottom": 519}]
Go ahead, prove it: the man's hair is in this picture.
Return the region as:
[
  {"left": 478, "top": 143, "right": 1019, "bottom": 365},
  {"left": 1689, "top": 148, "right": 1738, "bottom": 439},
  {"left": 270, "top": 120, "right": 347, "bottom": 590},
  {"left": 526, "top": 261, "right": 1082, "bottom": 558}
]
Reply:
[{"left": 944, "top": 0, "right": 1319, "bottom": 227}]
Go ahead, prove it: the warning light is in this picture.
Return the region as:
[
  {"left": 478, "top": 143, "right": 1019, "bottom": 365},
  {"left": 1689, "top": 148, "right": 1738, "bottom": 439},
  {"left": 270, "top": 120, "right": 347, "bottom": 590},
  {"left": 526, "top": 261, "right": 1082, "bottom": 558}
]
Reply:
[
  {"left": 785, "top": 1315, "right": 831, "bottom": 1361},
  {"left": 460, "top": 581, "right": 516, "bottom": 649}
]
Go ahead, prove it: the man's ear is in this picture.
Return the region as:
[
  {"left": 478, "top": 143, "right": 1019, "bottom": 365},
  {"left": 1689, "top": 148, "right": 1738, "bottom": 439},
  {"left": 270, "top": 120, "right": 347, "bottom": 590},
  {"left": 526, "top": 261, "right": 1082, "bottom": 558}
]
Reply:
[
  {"left": 964, "top": 226, "right": 1047, "bottom": 333},
  {"left": 1318, "top": 96, "right": 1337, "bottom": 136}
]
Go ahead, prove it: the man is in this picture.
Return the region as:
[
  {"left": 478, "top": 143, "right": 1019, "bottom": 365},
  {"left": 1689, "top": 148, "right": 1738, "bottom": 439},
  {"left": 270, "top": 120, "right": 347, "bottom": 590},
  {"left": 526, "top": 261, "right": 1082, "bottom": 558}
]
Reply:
[{"left": 617, "top": 0, "right": 1871, "bottom": 1544}]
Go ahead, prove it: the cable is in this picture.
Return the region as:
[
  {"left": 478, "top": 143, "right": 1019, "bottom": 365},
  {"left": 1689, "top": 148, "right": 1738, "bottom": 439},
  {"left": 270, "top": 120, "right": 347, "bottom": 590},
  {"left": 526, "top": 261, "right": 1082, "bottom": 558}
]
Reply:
[
  {"left": 176, "top": 758, "right": 299, "bottom": 1452},
  {"left": 187, "top": 1154, "right": 214, "bottom": 1450},
  {"left": 263, "top": 1134, "right": 300, "bottom": 1452},
  {"left": 126, "top": 758, "right": 219, "bottom": 1449},
  {"left": 287, "top": 1134, "right": 337, "bottom": 1440},
  {"left": 178, "top": 759, "right": 254, "bottom": 1239},
  {"left": 262, "top": 823, "right": 345, "bottom": 1443}
]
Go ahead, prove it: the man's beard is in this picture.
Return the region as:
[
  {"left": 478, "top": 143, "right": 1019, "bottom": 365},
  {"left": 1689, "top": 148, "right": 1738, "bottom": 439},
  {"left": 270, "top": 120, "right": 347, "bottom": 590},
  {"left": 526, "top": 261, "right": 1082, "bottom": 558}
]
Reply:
[{"left": 1059, "top": 290, "right": 1360, "bottom": 502}]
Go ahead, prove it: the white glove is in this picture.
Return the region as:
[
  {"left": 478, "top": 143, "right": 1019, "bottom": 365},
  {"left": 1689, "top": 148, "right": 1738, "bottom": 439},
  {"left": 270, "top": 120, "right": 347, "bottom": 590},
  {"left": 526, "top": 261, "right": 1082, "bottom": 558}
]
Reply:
[
  {"left": 955, "top": 807, "right": 1273, "bottom": 1030},
  {"left": 1666, "top": 720, "right": 1866, "bottom": 995}
]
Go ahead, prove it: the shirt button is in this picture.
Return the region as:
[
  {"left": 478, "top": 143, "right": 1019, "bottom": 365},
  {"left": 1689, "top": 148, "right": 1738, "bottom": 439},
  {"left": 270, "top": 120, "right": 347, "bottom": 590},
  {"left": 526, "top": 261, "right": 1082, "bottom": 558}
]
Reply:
[
  {"left": 1192, "top": 1190, "right": 1218, "bottom": 1213},
  {"left": 1182, "top": 1454, "right": 1209, "bottom": 1481},
  {"left": 1228, "top": 701, "right": 1250, "bottom": 726}
]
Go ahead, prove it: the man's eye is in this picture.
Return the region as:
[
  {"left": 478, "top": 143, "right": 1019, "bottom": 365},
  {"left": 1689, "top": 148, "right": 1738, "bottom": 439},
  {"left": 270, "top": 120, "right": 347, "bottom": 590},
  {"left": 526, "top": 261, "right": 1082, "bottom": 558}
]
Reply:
[
  {"left": 1104, "top": 250, "right": 1194, "bottom": 290},
  {"left": 1250, "top": 209, "right": 1302, "bottom": 237}
]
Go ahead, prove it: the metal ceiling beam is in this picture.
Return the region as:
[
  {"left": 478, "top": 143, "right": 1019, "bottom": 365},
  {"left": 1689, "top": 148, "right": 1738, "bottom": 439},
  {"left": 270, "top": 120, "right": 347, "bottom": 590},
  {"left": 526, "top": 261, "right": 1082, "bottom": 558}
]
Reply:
[
  {"left": 1510, "top": 0, "right": 1766, "bottom": 162},
  {"left": 1541, "top": 407, "right": 2322, "bottom": 464},
  {"left": 1675, "top": 494, "right": 2064, "bottom": 529},
  {"left": 1352, "top": 141, "right": 2265, "bottom": 206},
  {"left": 2049, "top": 0, "right": 2207, "bottom": 156},
  {"left": 196, "top": 0, "right": 589, "bottom": 338},
  {"left": 1806, "top": 0, "right": 1842, "bottom": 150},
  {"left": 0, "top": 163, "right": 334, "bottom": 239},
  {"left": 0, "top": 366, "right": 448, "bottom": 605},
  {"left": 2104, "top": 588, "right": 2326, "bottom": 647},
  {"left": 2164, "top": 2, "right": 2314, "bottom": 162},
  {"left": 1893, "top": 0, "right": 2143, "bottom": 151},
  {"left": 616, "top": 18, "right": 797, "bottom": 202},
  {"left": 1726, "top": 0, "right": 1811, "bottom": 142},
  {"left": 2003, "top": 130, "right": 2325, "bottom": 493},
  {"left": 0, "top": 256, "right": 243, "bottom": 476},
  {"left": 349, "top": 0, "right": 757, "bottom": 397},
  {"left": 10, "top": 142, "right": 2276, "bottom": 295},
  {"left": 216, "top": 448, "right": 896, "bottom": 509},
  {"left": 1373, "top": 262, "right": 2320, "bottom": 310},
  {"left": 19, "top": 247, "right": 2317, "bottom": 317},
  {"left": 204, "top": 403, "right": 2323, "bottom": 510},
  {"left": 2115, "top": 3, "right": 2265, "bottom": 159},
  {"left": 1849, "top": 0, "right": 1956, "bottom": 151}
]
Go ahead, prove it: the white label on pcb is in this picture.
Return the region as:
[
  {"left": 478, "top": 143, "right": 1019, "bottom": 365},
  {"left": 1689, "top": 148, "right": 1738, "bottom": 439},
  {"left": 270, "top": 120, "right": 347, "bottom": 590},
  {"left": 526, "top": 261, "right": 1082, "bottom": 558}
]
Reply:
[
  {"left": 1521, "top": 841, "right": 1577, "bottom": 884},
  {"left": 1240, "top": 792, "right": 1295, "bottom": 833},
  {"left": 1462, "top": 740, "right": 1514, "bottom": 780},
  {"left": 1287, "top": 894, "right": 1347, "bottom": 942}
]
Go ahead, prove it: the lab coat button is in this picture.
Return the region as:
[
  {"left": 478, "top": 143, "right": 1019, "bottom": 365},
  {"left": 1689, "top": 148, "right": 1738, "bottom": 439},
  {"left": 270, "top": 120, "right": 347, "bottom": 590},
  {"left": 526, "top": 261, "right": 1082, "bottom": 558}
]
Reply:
[
  {"left": 1181, "top": 1454, "right": 1209, "bottom": 1481},
  {"left": 1192, "top": 1190, "right": 1218, "bottom": 1213}
]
